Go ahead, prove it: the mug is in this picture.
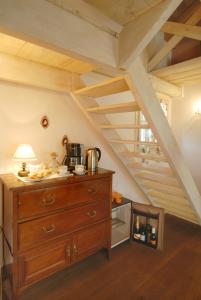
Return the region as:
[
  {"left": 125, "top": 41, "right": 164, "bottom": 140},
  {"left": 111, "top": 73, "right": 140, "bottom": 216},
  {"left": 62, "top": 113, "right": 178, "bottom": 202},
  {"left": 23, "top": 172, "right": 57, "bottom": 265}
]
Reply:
[
  {"left": 58, "top": 165, "right": 68, "bottom": 175},
  {"left": 75, "top": 164, "right": 84, "bottom": 174}
]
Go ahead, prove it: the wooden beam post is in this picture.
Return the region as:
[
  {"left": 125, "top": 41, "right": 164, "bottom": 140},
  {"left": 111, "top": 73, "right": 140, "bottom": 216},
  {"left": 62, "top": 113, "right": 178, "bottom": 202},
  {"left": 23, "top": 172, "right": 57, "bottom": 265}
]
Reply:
[
  {"left": 118, "top": 0, "right": 182, "bottom": 69},
  {"left": 125, "top": 57, "right": 201, "bottom": 223}
]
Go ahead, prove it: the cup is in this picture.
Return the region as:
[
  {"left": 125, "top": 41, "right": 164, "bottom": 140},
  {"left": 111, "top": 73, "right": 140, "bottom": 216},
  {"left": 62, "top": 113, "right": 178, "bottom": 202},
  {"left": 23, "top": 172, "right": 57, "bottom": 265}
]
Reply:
[
  {"left": 75, "top": 164, "right": 84, "bottom": 174},
  {"left": 58, "top": 165, "right": 68, "bottom": 175}
]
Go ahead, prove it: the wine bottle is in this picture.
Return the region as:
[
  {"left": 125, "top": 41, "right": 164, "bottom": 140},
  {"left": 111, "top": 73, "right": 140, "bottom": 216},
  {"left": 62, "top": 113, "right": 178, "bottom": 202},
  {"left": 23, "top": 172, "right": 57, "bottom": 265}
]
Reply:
[
  {"left": 146, "top": 224, "right": 152, "bottom": 244},
  {"left": 150, "top": 227, "right": 157, "bottom": 246},
  {"left": 133, "top": 215, "right": 140, "bottom": 240},
  {"left": 140, "top": 224, "right": 146, "bottom": 242}
]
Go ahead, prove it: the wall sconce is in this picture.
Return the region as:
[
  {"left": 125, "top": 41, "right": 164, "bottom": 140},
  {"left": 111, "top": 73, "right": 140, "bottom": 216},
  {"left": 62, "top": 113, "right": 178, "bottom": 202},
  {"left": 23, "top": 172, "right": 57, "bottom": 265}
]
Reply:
[{"left": 194, "top": 101, "right": 201, "bottom": 116}]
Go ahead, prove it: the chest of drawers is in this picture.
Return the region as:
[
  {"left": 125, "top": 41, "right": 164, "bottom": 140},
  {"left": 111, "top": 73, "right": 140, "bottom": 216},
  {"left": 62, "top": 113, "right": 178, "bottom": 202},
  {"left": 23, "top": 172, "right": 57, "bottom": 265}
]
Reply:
[{"left": 1, "top": 169, "right": 113, "bottom": 300}]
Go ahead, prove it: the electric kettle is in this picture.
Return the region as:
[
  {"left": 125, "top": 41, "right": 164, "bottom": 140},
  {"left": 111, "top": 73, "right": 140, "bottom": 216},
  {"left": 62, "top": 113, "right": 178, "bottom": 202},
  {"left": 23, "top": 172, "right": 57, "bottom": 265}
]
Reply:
[{"left": 86, "top": 147, "right": 101, "bottom": 171}]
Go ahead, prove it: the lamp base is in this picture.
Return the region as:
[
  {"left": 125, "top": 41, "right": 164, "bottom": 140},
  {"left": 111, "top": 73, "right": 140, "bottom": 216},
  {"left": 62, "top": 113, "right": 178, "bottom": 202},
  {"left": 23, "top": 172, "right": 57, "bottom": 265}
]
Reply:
[
  {"left": 18, "top": 169, "right": 29, "bottom": 177},
  {"left": 18, "top": 161, "right": 30, "bottom": 177}
]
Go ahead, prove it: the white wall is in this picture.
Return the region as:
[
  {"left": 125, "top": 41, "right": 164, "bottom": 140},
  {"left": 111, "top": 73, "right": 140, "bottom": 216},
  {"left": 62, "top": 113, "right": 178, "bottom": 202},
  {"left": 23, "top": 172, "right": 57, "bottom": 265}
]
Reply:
[
  {"left": 0, "top": 80, "right": 147, "bottom": 262},
  {"left": 171, "top": 83, "right": 201, "bottom": 194}
]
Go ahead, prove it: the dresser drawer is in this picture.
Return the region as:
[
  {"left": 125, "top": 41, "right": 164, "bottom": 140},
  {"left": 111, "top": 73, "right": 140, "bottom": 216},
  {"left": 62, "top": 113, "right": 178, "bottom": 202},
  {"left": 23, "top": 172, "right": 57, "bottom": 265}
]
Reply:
[
  {"left": 18, "top": 238, "right": 71, "bottom": 287},
  {"left": 18, "top": 178, "right": 110, "bottom": 219},
  {"left": 19, "top": 200, "right": 109, "bottom": 251}
]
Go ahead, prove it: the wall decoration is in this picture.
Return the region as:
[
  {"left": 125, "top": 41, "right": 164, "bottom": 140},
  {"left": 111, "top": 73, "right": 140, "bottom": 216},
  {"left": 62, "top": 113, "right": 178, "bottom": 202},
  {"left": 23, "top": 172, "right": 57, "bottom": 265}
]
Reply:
[{"left": 41, "top": 116, "right": 49, "bottom": 128}]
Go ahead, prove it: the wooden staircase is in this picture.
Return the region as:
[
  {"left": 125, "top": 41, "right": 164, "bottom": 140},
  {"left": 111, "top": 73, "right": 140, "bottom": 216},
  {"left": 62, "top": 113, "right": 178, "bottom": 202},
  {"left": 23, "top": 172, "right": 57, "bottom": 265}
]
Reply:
[{"left": 72, "top": 75, "right": 200, "bottom": 224}]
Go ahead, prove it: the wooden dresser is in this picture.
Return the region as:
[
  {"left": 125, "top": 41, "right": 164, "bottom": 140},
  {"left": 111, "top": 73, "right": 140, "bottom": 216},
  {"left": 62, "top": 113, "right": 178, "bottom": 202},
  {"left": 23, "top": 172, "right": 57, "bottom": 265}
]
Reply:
[{"left": 1, "top": 168, "right": 113, "bottom": 300}]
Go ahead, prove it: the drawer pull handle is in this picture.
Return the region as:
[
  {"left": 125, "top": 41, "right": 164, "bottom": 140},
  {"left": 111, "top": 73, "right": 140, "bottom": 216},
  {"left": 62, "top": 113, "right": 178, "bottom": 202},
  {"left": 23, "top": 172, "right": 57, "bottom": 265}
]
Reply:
[
  {"left": 42, "top": 195, "right": 56, "bottom": 206},
  {"left": 87, "top": 188, "right": 96, "bottom": 194},
  {"left": 87, "top": 210, "right": 97, "bottom": 218},
  {"left": 66, "top": 245, "right": 71, "bottom": 257},
  {"left": 73, "top": 244, "right": 78, "bottom": 255},
  {"left": 42, "top": 224, "right": 55, "bottom": 233}
]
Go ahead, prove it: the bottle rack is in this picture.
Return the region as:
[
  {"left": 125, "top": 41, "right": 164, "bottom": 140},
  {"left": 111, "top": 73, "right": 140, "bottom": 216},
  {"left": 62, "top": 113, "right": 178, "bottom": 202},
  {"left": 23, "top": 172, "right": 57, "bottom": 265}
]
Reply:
[{"left": 132, "top": 202, "right": 164, "bottom": 250}]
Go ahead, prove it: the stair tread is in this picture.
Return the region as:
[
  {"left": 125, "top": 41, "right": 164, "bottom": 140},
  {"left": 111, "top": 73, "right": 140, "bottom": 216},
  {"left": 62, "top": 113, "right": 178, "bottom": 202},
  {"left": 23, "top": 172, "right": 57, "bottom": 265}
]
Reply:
[
  {"left": 74, "top": 76, "right": 129, "bottom": 98},
  {"left": 120, "top": 151, "right": 167, "bottom": 162},
  {"left": 153, "top": 197, "right": 195, "bottom": 215},
  {"left": 128, "top": 163, "right": 172, "bottom": 175},
  {"left": 152, "top": 196, "right": 190, "bottom": 209},
  {"left": 111, "top": 139, "right": 157, "bottom": 145},
  {"left": 87, "top": 102, "right": 139, "bottom": 114},
  {"left": 142, "top": 180, "right": 186, "bottom": 197},
  {"left": 101, "top": 124, "right": 149, "bottom": 129},
  {"left": 135, "top": 171, "right": 180, "bottom": 187},
  {"left": 148, "top": 189, "right": 187, "bottom": 202}
]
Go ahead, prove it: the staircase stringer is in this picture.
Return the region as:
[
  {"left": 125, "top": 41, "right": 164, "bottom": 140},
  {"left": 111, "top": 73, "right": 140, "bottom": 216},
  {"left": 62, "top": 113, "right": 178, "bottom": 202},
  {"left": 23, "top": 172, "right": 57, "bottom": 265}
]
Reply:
[
  {"left": 70, "top": 92, "right": 152, "bottom": 205},
  {"left": 125, "top": 57, "right": 201, "bottom": 224}
]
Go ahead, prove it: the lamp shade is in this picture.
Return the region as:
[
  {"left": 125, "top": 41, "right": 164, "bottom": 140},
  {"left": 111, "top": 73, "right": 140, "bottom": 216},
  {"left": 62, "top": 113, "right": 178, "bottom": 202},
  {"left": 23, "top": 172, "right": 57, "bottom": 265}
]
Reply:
[{"left": 13, "top": 144, "right": 37, "bottom": 161}]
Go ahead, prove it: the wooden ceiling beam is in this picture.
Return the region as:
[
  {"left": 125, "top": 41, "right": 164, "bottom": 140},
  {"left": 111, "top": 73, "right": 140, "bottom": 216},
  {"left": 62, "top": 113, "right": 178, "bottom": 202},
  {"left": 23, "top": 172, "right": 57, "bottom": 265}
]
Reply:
[
  {"left": 46, "top": 0, "right": 123, "bottom": 37},
  {"left": 161, "top": 21, "right": 201, "bottom": 41},
  {"left": 0, "top": 0, "right": 119, "bottom": 76},
  {"left": 0, "top": 52, "right": 81, "bottom": 92},
  {"left": 148, "top": 4, "right": 201, "bottom": 71},
  {"left": 118, "top": 0, "right": 182, "bottom": 69}
]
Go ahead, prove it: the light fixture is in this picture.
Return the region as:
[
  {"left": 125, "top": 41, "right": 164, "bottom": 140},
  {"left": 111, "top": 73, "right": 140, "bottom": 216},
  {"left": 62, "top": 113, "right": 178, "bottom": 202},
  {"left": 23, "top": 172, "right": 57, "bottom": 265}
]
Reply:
[
  {"left": 194, "top": 100, "right": 201, "bottom": 116},
  {"left": 13, "top": 144, "right": 37, "bottom": 177}
]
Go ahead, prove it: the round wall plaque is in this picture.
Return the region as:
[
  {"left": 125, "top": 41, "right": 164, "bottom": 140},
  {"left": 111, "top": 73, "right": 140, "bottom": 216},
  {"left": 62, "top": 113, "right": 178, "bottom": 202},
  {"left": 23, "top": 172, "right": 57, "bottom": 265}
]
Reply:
[{"left": 41, "top": 116, "right": 49, "bottom": 128}]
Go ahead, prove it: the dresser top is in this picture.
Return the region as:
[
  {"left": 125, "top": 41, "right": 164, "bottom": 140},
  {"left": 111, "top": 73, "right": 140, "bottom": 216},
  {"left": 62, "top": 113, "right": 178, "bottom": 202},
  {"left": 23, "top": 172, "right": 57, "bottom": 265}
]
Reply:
[{"left": 0, "top": 168, "right": 114, "bottom": 192}]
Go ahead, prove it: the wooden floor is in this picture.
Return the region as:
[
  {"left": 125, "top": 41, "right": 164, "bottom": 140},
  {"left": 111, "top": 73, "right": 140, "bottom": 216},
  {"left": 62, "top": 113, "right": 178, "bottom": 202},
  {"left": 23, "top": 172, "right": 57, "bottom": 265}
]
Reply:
[{"left": 4, "top": 214, "right": 201, "bottom": 300}]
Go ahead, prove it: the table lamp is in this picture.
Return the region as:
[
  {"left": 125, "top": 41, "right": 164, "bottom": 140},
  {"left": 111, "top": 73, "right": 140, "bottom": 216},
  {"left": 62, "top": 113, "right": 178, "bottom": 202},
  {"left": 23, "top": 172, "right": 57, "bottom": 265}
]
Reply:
[{"left": 13, "top": 144, "right": 37, "bottom": 177}]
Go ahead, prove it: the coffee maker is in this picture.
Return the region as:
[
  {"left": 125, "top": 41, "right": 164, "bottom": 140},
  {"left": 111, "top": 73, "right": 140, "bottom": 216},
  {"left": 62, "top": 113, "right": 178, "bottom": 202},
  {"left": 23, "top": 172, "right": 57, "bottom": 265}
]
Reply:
[{"left": 63, "top": 143, "right": 84, "bottom": 171}]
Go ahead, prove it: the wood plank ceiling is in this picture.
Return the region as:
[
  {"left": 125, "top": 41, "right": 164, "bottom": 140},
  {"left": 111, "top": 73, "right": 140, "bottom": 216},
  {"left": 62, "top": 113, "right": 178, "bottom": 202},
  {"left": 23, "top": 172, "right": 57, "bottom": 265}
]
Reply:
[
  {"left": 0, "top": 32, "right": 94, "bottom": 74},
  {"left": 84, "top": 0, "right": 163, "bottom": 25},
  {"left": 152, "top": 56, "right": 201, "bottom": 85},
  {"left": 0, "top": 1, "right": 200, "bottom": 85}
]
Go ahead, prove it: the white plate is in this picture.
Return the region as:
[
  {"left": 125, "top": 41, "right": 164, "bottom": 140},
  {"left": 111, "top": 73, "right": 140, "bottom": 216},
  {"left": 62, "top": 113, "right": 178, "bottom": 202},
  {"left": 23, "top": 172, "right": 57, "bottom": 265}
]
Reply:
[
  {"left": 73, "top": 170, "right": 88, "bottom": 175},
  {"left": 17, "top": 175, "right": 51, "bottom": 183}
]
